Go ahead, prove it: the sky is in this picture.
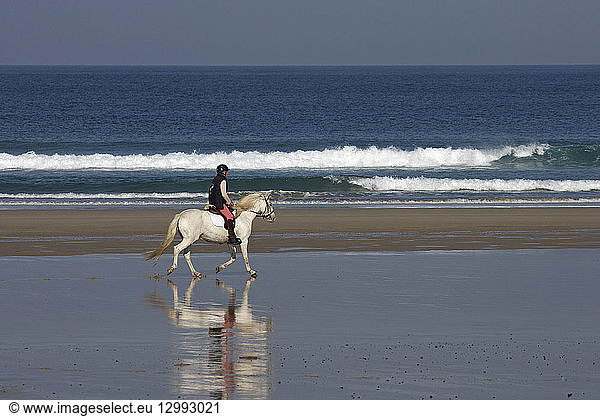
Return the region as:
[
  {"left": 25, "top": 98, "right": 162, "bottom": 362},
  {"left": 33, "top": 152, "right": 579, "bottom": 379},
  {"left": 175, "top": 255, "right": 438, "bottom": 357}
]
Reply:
[{"left": 1, "top": 0, "right": 599, "bottom": 66}]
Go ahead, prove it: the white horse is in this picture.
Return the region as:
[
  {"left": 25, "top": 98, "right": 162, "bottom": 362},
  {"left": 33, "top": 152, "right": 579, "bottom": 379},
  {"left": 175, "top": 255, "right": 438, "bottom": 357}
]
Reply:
[{"left": 144, "top": 192, "right": 275, "bottom": 278}]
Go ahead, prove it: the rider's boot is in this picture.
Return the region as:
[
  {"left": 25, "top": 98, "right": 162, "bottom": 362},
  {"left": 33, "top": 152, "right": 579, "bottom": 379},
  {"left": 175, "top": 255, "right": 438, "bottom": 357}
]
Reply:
[{"left": 225, "top": 219, "right": 242, "bottom": 245}]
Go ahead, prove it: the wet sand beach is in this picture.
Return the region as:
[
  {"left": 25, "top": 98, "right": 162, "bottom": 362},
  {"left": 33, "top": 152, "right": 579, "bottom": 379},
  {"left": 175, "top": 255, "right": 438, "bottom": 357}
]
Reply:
[
  {"left": 1, "top": 207, "right": 599, "bottom": 399},
  {"left": 1, "top": 251, "right": 599, "bottom": 399},
  {"left": 0, "top": 207, "right": 599, "bottom": 256}
]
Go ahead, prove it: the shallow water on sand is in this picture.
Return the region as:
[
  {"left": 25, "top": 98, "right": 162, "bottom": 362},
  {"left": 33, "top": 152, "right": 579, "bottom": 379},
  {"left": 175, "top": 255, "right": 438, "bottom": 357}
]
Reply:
[{"left": 1, "top": 250, "right": 599, "bottom": 399}]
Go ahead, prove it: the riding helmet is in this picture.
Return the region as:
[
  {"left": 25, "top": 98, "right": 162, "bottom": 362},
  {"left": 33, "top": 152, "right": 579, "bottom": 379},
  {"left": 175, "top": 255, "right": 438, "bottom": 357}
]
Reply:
[{"left": 216, "top": 164, "right": 229, "bottom": 174}]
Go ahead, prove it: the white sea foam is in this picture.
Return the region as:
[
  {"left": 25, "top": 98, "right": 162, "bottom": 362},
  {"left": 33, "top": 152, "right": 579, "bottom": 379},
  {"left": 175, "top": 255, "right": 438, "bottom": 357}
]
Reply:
[
  {"left": 347, "top": 176, "right": 600, "bottom": 192},
  {"left": 0, "top": 144, "right": 549, "bottom": 170},
  {"left": 275, "top": 197, "right": 600, "bottom": 206},
  {"left": 2, "top": 197, "right": 600, "bottom": 208},
  {"left": 0, "top": 192, "right": 207, "bottom": 199}
]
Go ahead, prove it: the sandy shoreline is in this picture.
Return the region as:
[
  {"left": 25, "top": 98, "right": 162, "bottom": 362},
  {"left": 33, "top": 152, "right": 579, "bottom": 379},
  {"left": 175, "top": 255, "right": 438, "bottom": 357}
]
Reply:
[{"left": 0, "top": 207, "right": 599, "bottom": 256}]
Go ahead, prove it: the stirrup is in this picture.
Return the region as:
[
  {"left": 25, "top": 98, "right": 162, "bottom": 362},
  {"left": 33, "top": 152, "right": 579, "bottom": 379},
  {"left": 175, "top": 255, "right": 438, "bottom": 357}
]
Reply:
[{"left": 228, "top": 237, "right": 242, "bottom": 245}]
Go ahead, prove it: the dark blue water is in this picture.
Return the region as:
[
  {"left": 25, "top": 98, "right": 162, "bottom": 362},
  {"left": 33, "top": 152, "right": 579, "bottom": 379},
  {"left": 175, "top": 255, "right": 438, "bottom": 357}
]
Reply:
[{"left": 1, "top": 66, "right": 600, "bottom": 207}]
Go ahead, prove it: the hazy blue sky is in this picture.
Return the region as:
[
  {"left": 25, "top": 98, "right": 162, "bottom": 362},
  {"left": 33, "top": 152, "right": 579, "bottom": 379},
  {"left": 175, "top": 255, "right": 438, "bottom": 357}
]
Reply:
[{"left": 1, "top": 0, "right": 599, "bottom": 65}]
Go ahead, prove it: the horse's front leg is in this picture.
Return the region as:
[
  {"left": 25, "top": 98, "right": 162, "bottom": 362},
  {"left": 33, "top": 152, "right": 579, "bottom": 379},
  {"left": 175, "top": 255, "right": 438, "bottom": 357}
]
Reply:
[
  {"left": 216, "top": 244, "right": 237, "bottom": 274},
  {"left": 240, "top": 239, "right": 257, "bottom": 278}
]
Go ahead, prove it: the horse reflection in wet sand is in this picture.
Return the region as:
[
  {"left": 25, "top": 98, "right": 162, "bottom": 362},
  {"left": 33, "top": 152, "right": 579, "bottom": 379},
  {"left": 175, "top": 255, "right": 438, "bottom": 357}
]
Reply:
[
  {"left": 144, "top": 192, "right": 275, "bottom": 278},
  {"left": 146, "top": 277, "right": 272, "bottom": 399}
]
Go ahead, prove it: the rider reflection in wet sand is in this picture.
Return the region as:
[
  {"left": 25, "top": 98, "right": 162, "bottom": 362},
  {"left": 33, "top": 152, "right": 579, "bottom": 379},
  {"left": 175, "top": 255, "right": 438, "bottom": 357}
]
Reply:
[
  {"left": 145, "top": 276, "right": 272, "bottom": 399},
  {"left": 209, "top": 164, "right": 242, "bottom": 245}
]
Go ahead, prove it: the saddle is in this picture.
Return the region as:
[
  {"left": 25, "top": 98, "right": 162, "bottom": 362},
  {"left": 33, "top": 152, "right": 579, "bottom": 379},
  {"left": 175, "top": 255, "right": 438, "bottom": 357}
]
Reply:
[
  {"left": 203, "top": 204, "right": 221, "bottom": 215},
  {"left": 203, "top": 204, "right": 234, "bottom": 229}
]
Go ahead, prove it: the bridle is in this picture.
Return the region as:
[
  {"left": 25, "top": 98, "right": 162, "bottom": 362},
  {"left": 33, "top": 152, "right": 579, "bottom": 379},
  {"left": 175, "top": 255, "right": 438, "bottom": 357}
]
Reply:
[{"left": 250, "top": 194, "right": 275, "bottom": 218}]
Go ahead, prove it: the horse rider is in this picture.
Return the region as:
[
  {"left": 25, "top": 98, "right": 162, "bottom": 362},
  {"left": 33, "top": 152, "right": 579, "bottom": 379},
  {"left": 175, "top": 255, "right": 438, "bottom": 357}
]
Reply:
[{"left": 209, "top": 164, "right": 242, "bottom": 245}]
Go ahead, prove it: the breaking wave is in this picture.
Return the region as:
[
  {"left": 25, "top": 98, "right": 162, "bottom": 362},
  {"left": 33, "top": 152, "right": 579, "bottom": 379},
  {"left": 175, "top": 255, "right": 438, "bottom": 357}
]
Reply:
[
  {"left": 0, "top": 144, "right": 552, "bottom": 170},
  {"left": 347, "top": 176, "right": 600, "bottom": 192},
  {"left": 0, "top": 192, "right": 207, "bottom": 199}
]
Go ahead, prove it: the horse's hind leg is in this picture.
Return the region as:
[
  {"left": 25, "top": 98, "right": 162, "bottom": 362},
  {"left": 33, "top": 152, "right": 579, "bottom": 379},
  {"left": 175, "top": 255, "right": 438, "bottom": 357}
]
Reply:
[
  {"left": 167, "top": 237, "right": 195, "bottom": 276},
  {"left": 183, "top": 247, "right": 206, "bottom": 278},
  {"left": 216, "top": 245, "right": 237, "bottom": 274},
  {"left": 167, "top": 279, "right": 179, "bottom": 304},
  {"left": 184, "top": 275, "right": 202, "bottom": 307}
]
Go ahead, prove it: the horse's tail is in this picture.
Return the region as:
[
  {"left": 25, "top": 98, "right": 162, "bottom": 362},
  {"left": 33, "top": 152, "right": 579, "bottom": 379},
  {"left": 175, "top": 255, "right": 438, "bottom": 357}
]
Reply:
[{"left": 143, "top": 213, "right": 182, "bottom": 264}]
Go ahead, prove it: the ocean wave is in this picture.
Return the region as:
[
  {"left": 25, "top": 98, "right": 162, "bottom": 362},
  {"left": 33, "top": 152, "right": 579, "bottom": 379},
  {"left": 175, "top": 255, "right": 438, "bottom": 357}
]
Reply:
[
  {"left": 2, "top": 197, "right": 600, "bottom": 208},
  {"left": 0, "top": 192, "right": 207, "bottom": 199},
  {"left": 494, "top": 144, "right": 600, "bottom": 167},
  {"left": 347, "top": 176, "right": 600, "bottom": 192},
  {"left": 0, "top": 144, "right": 550, "bottom": 170},
  {"left": 276, "top": 197, "right": 600, "bottom": 206}
]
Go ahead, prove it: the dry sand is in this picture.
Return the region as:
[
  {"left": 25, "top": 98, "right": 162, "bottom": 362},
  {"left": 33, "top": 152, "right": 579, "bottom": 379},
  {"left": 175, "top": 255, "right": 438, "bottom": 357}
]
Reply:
[{"left": 0, "top": 207, "right": 599, "bottom": 256}]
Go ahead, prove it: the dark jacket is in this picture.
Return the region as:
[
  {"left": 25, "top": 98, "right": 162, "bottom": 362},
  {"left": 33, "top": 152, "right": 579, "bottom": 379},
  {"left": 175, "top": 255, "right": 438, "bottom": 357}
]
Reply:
[{"left": 209, "top": 173, "right": 227, "bottom": 209}]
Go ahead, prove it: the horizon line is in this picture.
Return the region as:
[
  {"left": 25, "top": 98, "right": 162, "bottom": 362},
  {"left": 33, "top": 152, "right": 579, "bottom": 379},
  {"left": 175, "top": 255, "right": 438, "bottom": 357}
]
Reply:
[{"left": 1, "top": 63, "right": 600, "bottom": 68}]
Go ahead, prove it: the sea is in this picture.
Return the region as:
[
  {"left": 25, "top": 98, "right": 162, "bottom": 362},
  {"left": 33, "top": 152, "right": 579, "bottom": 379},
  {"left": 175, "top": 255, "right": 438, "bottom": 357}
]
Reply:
[{"left": 1, "top": 65, "right": 599, "bottom": 208}]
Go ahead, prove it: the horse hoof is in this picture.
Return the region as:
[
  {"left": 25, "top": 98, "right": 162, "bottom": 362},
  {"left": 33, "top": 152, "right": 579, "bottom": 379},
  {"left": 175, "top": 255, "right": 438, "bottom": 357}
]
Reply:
[
  {"left": 216, "top": 266, "right": 222, "bottom": 273},
  {"left": 166, "top": 267, "right": 175, "bottom": 276},
  {"left": 193, "top": 273, "right": 206, "bottom": 279},
  {"left": 250, "top": 272, "right": 258, "bottom": 278}
]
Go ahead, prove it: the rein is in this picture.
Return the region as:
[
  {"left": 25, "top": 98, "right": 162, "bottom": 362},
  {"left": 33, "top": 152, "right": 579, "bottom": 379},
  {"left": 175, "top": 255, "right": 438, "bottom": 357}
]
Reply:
[{"left": 249, "top": 194, "right": 274, "bottom": 218}]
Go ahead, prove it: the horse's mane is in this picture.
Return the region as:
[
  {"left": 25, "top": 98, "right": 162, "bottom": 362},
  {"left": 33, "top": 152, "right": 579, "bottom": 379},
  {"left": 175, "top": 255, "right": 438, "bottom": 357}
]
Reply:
[{"left": 235, "top": 193, "right": 262, "bottom": 217}]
